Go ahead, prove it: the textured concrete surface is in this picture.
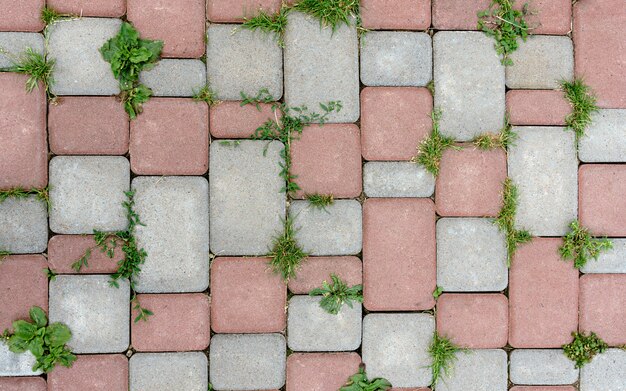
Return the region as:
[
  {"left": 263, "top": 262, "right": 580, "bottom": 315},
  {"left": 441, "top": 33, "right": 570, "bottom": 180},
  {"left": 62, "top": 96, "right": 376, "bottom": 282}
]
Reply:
[
  {"left": 579, "top": 109, "right": 626, "bottom": 162},
  {"left": 129, "top": 352, "right": 208, "bottom": 391},
  {"left": 581, "top": 238, "right": 626, "bottom": 273},
  {"left": 140, "top": 59, "right": 206, "bottom": 97},
  {"left": 0, "top": 343, "right": 41, "bottom": 376},
  {"left": 363, "top": 162, "right": 435, "bottom": 197},
  {"left": 510, "top": 349, "right": 578, "bottom": 385},
  {"left": 580, "top": 349, "right": 626, "bottom": 391},
  {"left": 0, "top": 196, "right": 47, "bottom": 254},
  {"left": 434, "top": 349, "right": 508, "bottom": 391},
  {"left": 0, "top": 32, "right": 43, "bottom": 68}
]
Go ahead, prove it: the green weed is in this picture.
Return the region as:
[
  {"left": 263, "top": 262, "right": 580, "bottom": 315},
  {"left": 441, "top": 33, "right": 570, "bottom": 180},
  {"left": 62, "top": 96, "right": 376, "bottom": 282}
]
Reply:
[
  {"left": 240, "top": 87, "right": 274, "bottom": 109},
  {"left": 432, "top": 286, "right": 443, "bottom": 300},
  {"left": 560, "top": 78, "right": 599, "bottom": 139},
  {"left": 43, "top": 268, "right": 57, "bottom": 281},
  {"left": 40, "top": 6, "right": 74, "bottom": 27},
  {"left": 268, "top": 217, "right": 308, "bottom": 281},
  {"left": 563, "top": 331, "right": 608, "bottom": 368},
  {"left": 305, "top": 193, "right": 334, "bottom": 209},
  {"left": 473, "top": 115, "right": 517, "bottom": 150},
  {"left": 192, "top": 85, "right": 219, "bottom": 106},
  {"left": 0, "top": 186, "right": 50, "bottom": 210},
  {"left": 309, "top": 274, "right": 362, "bottom": 315},
  {"left": 0, "top": 250, "right": 9, "bottom": 261},
  {"left": 240, "top": 7, "right": 290, "bottom": 46},
  {"left": 477, "top": 0, "right": 530, "bottom": 65},
  {"left": 559, "top": 220, "right": 612, "bottom": 269},
  {"left": 293, "top": 0, "right": 362, "bottom": 32},
  {"left": 0, "top": 47, "right": 55, "bottom": 97},
  {"left": 429, "top": 332, "right": 462, "bottom": 389},
  {"left": 340, "top": 367, "right": 392, "bottom": 391},
  {"left": 411, "top": 109, "right": 459, "bottom": 176},
  {"left": 495, "top": 178, "right": 532, "bottom": 267}
]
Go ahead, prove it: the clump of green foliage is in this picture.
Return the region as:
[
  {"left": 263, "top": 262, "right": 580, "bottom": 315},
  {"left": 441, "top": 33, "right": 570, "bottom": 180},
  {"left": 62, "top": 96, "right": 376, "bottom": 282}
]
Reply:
[
  {"left": 1, "top": 306, "right": 75, "bottom": 373},
  {"left": 305, "top": 193, "right": 334, "bottom": 209},
  {"left": 560, "top": 78, "right": 599, "bottom": 139},
  {"left": 473, "top": 115, "right": 517, "bottom": 150},
  {"left": 309, "top": 274, "right": 363, "bottom": 315},
  {"left": 40, "top": 6, "right": 74, "bottom": 27},
  {"left": 340, "top": 368, "right": 391, "bottom": 391},
  {"left": 0, "top": 250, "right": 9, "bottom": 261},
  {"left": 43, "top": 267, "right": 57, "bottom": 281},
  {"left": 563, "top": 331, "right": 608, "bottom": 368},
  {"left": 432, "top": 286, "right": 443, "bottom": 300},
  {"left": 0, "top": 186, "right": 50, "bottom": 209},
  {"left": 293, "top": 0, "right": 362, "bottom": 31},
  {"left": 268, "top": 217, "right": 308, "bottom": 281},
  {"left": 193, "top": 85, "right": 219, "bottom": 106},
  {"left": 100, "top": 22, "right": 163, "bottom": 119},
  {"left": 429, "top": 332, "right": 462, "bottom": 389},
  {"left": 411, "top": 109, "right": 459, "bottom": 176},
  {"left": 241, "top": 7, "right": 290, "bottom": 46},
  {"left": 0, "top": 47, "right": 55, "bottom": 97},
  {"left": 559, "top": 220, "right": 612, "bottom": 269},
  {"left": 477, "top": 0, "right": 530, "bottom": 65},
  {"left": 495, "top": 178, "right": 532, "bottom": 266}
]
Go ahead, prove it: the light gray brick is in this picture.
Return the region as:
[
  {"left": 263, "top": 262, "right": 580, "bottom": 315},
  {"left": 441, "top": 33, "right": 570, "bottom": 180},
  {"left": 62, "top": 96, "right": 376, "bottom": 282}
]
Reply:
[
  {"left": 0, "top": 343, "right": 41, "bottom": 376},
  {"left": 510, "top": 349, "right": 579, "bottom": 385},
  {"left": 581, "top": 239, "right": 626, "bottom": 274},
  {"left": 140, "top": 59, "right": 206, "bottom": 97},
  {"left": 435, "top": 349, "right": 508, "bottom": 391},
  {"left": 580, "top": 349, "right": 626, "bottom": 391},
  {"left": 0, "top": 32, "right": 44, "bottom": 69},
  {"left": 363, "top": 162, "right": 435, "bottom": 197},
  {"left": 0, "top": 196, "right": 47, "bottom": 254},
  {"left": 130, "top": 352, "right": 208, "bottom": 391},
  {"left": 579, "top": 109, "right": 626, "bottom": 162}
]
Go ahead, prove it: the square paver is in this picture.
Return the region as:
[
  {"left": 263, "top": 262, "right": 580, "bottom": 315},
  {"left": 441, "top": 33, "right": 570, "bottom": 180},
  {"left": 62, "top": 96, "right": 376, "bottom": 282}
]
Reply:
[
  {"left": 210, "top": 101, "right": 278, "bottom": 139},
  {"left": 47, "top": 235, "right": 122, "bottom": 274},
  {"left": 49, "top": 275, "right": 130, "bottom": 353},
  {"left": 0, "top": 32, "right": 44, "bottom": 68},
  {"left": 286, "top": 353, "right": 361, "bottom": 391},
  {"left": 0, "top": 343, "right": 41, "bottom": 376},
  {"left": 579, "top": 110, "right": 626, "bottom": 162},
  {"left": 436, "top": 218, "right": 508, "bottom": 292},
  {"left": 434, "top": 349, "right": 508, "bottom": 391},
  {"left": 363, "top": 162, "right": 435, "bottom": 198},
  {"left": 580, "top": 349, "right": 626, "bottom": 391},
  {"left": 48, "top": 354, "right": 128, "bottom": 391},
  {"left": 139, "top": 59, "right": 206, "bottom": 97},
  {"left": 510, "top": 349, "right": 578, "bottom": 385},
  {"left": 0, "top": 197, "right": 48, "bottom": 254},
  {"left": 0, "top": 378, "right": 46, "bottom": 390},
  {"left": 288, "top": 256, "right": 362, "bottom": 294},
  {"left": 130, "top": 352, "right": 208, "bottom": 391},
  {"left": 506, "top": 90, "right": 570, "bottom": 126},
  {"left": 507, "top": 36, "right": 574, "bottom": 89},
  {"left": 360, "top": 0, "right": 431, "bottom": 30},
  {"left": 0, "top": 0, "right": 44, "bottom": 32},
  {"left": 581, "top": 239, "right": 626, "bottom": 274},
  {"left": 579, "top": 164, "right": 626, "bottom": 236},
  {"left": 579, "top": 274, "right": 626, "bottom": 346},
  {"left": 207, "top": 0, "right": 282, "bottom": 22}
]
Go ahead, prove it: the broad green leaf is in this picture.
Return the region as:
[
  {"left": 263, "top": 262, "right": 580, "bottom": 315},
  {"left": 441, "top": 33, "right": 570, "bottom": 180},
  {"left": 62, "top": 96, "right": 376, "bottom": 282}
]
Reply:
[
  {"left": 8, "top": 335, "right": 29, "bottom": 353},
  {"left": 45, "top": 323, "right": 72, "bottom": 347},
  {"left": 12, "top": 320, "right": 36, "bottom": 340},
  {"left": 29, "top": 306, "right": 47, "bottom": 328}
]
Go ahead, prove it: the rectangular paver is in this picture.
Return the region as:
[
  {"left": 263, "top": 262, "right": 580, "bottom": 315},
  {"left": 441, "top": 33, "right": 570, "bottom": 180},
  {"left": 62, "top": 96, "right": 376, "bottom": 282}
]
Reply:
[
  {"left": 579, "top": 274, "right": 626, "bottom": 346},
  {"left": 286, "top": 353, "right": 361, "bottom": 391},
  {"left": 0, "top": 197, "right": 48, "bottom": 254},
  {"left": 129, "top": 352, "right": 208, "bottom": 391},
  {"left": 139, "top": 59, "right": 206, "bottom": 97},
  {"left": 510, "top": 349, "right": 578, "bottom": 385},
  {"left": 434, "top": 349, "right": 507, "bottom": 391},
  {"left": 287, "top": 256, "right": 362, "bottom": 294},
  {"left": 579, "top": 109, "right": 626, "bottom": 162},
  {"left": 579, "top": 164, "right": 626, "bottom": 236},
  {"left": 506, "top": 90, "right": 570, "bottom": 126},
  {"left": 47, "top": 354, "right": 128, "bottom": 391},
  {"left": 363, "top": 162, "right": 435, "bottom": 198},
  {"left": 580, "top": 239, "right": 626, "bottom": 274},
  {"left": 507, "top": 36, "right": 574, "bottom": 89}
]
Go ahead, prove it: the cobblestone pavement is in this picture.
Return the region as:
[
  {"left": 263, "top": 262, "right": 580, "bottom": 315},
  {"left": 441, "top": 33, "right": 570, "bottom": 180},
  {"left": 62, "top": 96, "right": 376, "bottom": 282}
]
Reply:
[{"left": 1, "top": 1, "right": 625, "bottom": 390}]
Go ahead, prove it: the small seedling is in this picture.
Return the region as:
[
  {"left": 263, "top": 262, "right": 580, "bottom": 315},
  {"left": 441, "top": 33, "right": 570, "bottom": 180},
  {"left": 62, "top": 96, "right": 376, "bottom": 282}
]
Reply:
[
  {"left": 0, "top": 47, "right": 55, "bottom": 97},
  {"left": 432, "top": 286, "right": 443, "bottom": 300},
  {"left": 563, "top": 331, "right": 608, "bottom": 368},
  {"left": 559, "top": 220, "right": 612, "bottom": 269},
  {"left": 193, "top": 85, "right": 219, "bottom": 106},
  {"left": 0, "top": 186, "right": 50, "bottom": 209},
  {"left": 473, "top": 115, "right": 517, "bottom": 150},
  {"left": 309, "top": 274, "right": 363, "bottom": 315},
  {"left": 0, "top": 250, "right": 9, "bottom": 261},
  {"left": 426, "top": 80, "right": 435, "bottom": 96},
  {"left": 429, "top": 332, "right": 462, "bottom": 389},
  {"left": 268, "top": 217, "right": 308, "bottom": 281},
  {"left": 340, "top": 367, "right": 392, "bottom": 391},
  {"left": 478, "top": 0, "right": 530, "bottom": 65},
  {"left": 305, "top": 193, "right": 334, "bottom": 209},
  {"left": 43, "top": 268, "right": 57, "bottom": 281},
  {"left": 240, "top": 7, "right": 290, "bottom": 46},
  {"left": 41, "top": 6, "right": 74, "bottom": 28},
  {"left": 560, "top": 78, "right": 599, "bottom": 139},
  {"left": 240, "top": 88, "right": 274, "bottom": 109},
  {"left": 495, "top": 178, "right": 532, "bottom": 266},
  {"left": 412, "top": 109, "right": 460, "bottom": 176}
]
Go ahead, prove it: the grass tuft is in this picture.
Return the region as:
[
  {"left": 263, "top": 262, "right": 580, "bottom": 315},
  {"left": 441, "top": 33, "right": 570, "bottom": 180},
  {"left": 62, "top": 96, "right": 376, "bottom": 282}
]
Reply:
[
  {"left": 293, "top": 0, "right": 361, "bottom": 31},
  {"left": 309, "top": 274, "right": 362, "bottom": 315},
  {"left": 429, "top": 332, "right": 462, "bottom": 389},
  {"left": 560, "top": 78, "right": 599, "bottom": 139},
  {"left": 0, "top": 47, "right": 55, "bottom": 96},
  {"left": 477, "top": 0, "right": 530, "bottom": 65},
  {"left": 192, "top": 84, "right": 220, "bottom": 106},
  {"left": 0, "top": 250, "right": 9, "bottom": 261},
  {"left": 240, "top": 7, "right": 290, "bottom": 46},
  {"left": 411, "top": 109, "right": 459, "bottom": 176},
  {"left": 559, "top": 220, "right": 612, "bottom": 269},
  {"left": 0, "top": 186, "right": 50, "bottom": 210},
  {"left": 339, "top": 367, "right": 392, "bottom": 391},
  {"left": 473, "top": 115, "right": 517, "bottom": 150},
  {"left": 305, "top": 193, "right": 334, "bottom": 209},
  {"left": 563, "top": 331, "right": 608, "bottom": 368},
  {"left": 268, "top": 217, "right": 307, "bottom": 281},
  {"left": 494, "top": 178, "right": 532, "bottom": 266}
]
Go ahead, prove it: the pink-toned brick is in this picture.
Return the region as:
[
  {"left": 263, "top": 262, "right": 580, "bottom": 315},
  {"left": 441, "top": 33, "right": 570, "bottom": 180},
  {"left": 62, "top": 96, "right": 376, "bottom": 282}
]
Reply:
[
  {"left": 0, "top": 74, "right": 47, "bottom": 190},
  {"left": 0, "top": 0, "right": 44, "bottom": 32},
  {"left": 361, "top": 87, "right": 432, "bottom": 161},
  {"left": 46, "top": 0, "right": 125, "bottom": 17},
  {"left": 210, "top": 101, "right": 278, "bottom": 138},
  {"left": 360, "top": 0, "right": 431, "bottom": 30},
  {"left": 127, "top": 0, "right": 205, "bottom": 58},
  {"left": 579, "top": 274, "right": 626, "bottom": 346},
  {"left": 432, "top": 0, "right": 489, "bottom": 30},
  {"left": 0, "top": 378, "right": 46, "bottom": 391},
  {"left": 207, "top": 0, "right": 282, "bottom": 22},
  {"left": 291, "top": 124, "right": 362, "bottom": 199},
  {"left": 509, "top": 238, "right": 579, "bottom": 348},
  {"left": 390, "top": 389, "right": 430, "bottom": 391},
  {"left": 520, "top": 0, "right": 571, "bottom": 35},
  {"left": 47, "top": 355, "right": 128, "bottom": 391},
  {"left": 436, "top": 293, "right": 508, "bottom": 348},
  {"left": 48, "top": 97, "right": 129, "bottom": 155},
  {"left": 288, "top": 256, "right": 362, "bottom": 294},
  {"left": 132, "top": 294, "right": 210, "bottom": 352},
  {"left": 363, "top": 198, "right": 436, "bottom": 311},
  {"left": 211, "top": 257, "right": 287, "bottom": 333},
  {"left": 130, "top": 98, "right": 209, "bottom": 175},
  {"left": 506, "top": 90, "right": 570, "bottom": 126},
  {"left": 287, "top": 353, "right": 361, "bottom": 391},
  {"left": 435, "top": 146, "right": 506, "bottom": 217},
  {"left": 511, "top": 387, "right": 576, "bottom": 391},
  {"left": 579, "top": 164, "right": 626, "bottom": 237},
  {"left": 47, "top": 235, "right": 122, "bottom": 274}
]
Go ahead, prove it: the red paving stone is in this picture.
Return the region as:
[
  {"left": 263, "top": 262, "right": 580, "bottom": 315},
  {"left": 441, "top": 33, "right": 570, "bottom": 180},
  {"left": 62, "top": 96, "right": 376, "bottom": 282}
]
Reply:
[
  {"left": 286, "top": 353, "right": 361, "bottom": 391},
  {"left": 361, "top": 87, "right": 432, "bottom": 161},
  {"left": 0, "top": 378, "right": 46, "bottom": 391},
  {"left": 363, "top": 198, "right": 436, "bottom": 311},
  {"left": 0, "top": 74, "right": 47, "bottom": 190},
  {"left": 506, "top": 90, "right": 570, "bottom": 126},
  {"left": 132, "top": 293, "right": 210, "bottom": 352},
  {"left": 211, "top": 257, "right": 287, "bottom": 333},
  {"left": 436, "top": 293, "right": 508, "bottom": 348},
  {"left": 129, "top": 98, "right": 209, "bottom": 175},
  {"left": 432, "top": 0, "right": 489, "bottom": 30},
  {"left": 210, "top": 101, "right": 278, "bottom": 139},
  {"left": 48, "top": 97, "right": 129, "bottom": 155},
  {"left": 0, "top": 255, "right": 48, "bottom": 331},
  {"left": 47, "top": 354, "right": 128, "bottom": 391},
  {"left": 511, "top": 387, "right": 576, "bottom": 391},
  {"left": 127, "top": 0, "right": 206, "bottom": 58},
  {"left": 360, "top": 0, "right": 431, "bottom": 30},
  {"left": 520, "top": 0, "right": 571, "bottom": 35},
  {"left": 579, "top": 164, "right": 626, "bottom": 237},
  {"left": 435, "top": 146, "right": 506, "bottom": 217},
  {"left": 288, "top": 256, "right": 362, "bottom": 294},
  {"left": 0, "top": 0, "right": 44, "bottom": 32},
  {"left": 207, "top": 0, "right": 282, "bottom": 22},
  {"left": 291, "top": 124, "right": 362, "bottom": 199},
  {"left": 47, "top": 235, "right": 122, "bottom": 274},
  {"left": 509, "top": 238, "right": 579, "bottom": 348},
  {"left": 579, "top": 274, "right": 626, "bottom": 346},
  {"left": 46, "top": 0, "right": 125, "bottom": 17}
]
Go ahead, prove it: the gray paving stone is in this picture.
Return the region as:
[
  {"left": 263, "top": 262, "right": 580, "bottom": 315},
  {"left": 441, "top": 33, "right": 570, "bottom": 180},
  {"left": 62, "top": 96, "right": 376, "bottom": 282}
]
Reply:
[
  {"left": 209, "top": 141, "right": 285, "bottom": 256},
  {"left": 48, "top": 18, "right": 121, "bottom": 95},
  {"left": 581, "top": 239, "right": 626, "bottom": 274},
  {"left": 130, "top": 352, "right": 208, "bottom": 391},
  {"left": 435, "top": 349, "right": 508, "bottom": 391},
  {"left": 0, "top": 343, "right": 41, "bottom": 376},
  {"left": 580, "top": 349, "right": 626, "bottom": 391},
  {"left": 362, "top": 313, "right": 433, "bottom": 387},
  {"left": 139, "top": 59, "right": 206, "bottom": 97},
  {"left": 49, "top": 275, "right": 130, "bottom": 354},
  {"left": 209, "top": 334, "right": 286, "bottom": 391},
  {"left": 510, "top": 349, "right": 578, "bottom": 385},
  {"left": 284, "top": 11, "right": 359, "bottom": 123},
  {"left": 363, "top": 162, "right": 435, "bottom": 197},
  {"left": 433, "top": 31, "right": 505, "bottom": 141},
  {"left": 289, "top": 200, "right": 362, "bottom": 256},
  {"left": 360, "top": 31, "right": 432, "bottom": 87},
  {"left": 508, "top": 127, "right": 577, "bottom": 236},
  {"left": 287, "top": 296, "right": 361, "bottom": 352},
  {"left": 0, "top": 196, "right": 47, "bottom": 254},
  {"left": 507, "top": 35, "right": 574, "bottom": 89},
  {"left": 437, "top": 218, "right": 508, "bottom": 292},
  {"left": 0, "top": 32, "right": 44, "bottom": 69},
  {"left": 132, "top": 176, "right": 209, "bottom": 293},
  {"left": 49, "top": 156, "right": 130, "bottom": 234},
  {"left": 207, "top": 25, "right": 282, "bottom": 101},
  {"left": 579, "top": 109, "right": 626, "bottom": 162}
]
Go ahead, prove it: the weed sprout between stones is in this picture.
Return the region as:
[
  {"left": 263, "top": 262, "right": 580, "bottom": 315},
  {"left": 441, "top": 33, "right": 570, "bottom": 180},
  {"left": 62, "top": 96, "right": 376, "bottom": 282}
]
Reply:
[
  {"left": 563, "top": 331, "right": 608, "bottom": 368},
  {"left": 309, "top": 274, "right": 363, "bottom": 315},
  {"left": 560, "top": 78, "right": 599, "bottom": 140},
  {"left": 340, "top": 367, "right": 392, "bottom": 391},
  {"left": 472, "top": 115, "right": 518, "bottom": 150},
  {"left": 412, "top": 108, "right": 460, "bottom": 176},
  {"left": 0, "top": 186, "right": 50, "bottom": 210},
  {"left": 477, "top": 0, "right": 531, "bottom": 66},
  {"left": 495, "top": 178, "right": 532, "bottom": 266},
  {"left": 429, "top": 332, "right": 463, "bottom": 389},
  {"left": 559, "top": 220, "right": 612, "bottom": 269},
  {"left": 0, "top": 47, "right": 55, "bottom": 98}
]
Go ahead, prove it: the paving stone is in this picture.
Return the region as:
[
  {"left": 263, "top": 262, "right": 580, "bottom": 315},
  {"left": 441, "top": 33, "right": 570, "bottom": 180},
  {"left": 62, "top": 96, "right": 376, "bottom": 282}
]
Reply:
[
  {"left": 0, "top": 73, "right": 47, "bottom": 190},
  {"left": 508, "top": 127, "right": 577, "bottom": 236},
  {"left": 434, "top": 349, "right": 508, "bottom": 391},
  {"left": 210, "top": 101, "right": 278, "bottom": 138},
  {"left": 132, "top": 176, "right": 209, "bottom": 292},
  {"left": 288, "top": 256, "right": 362, "bottom": 294},
  {"left": 509, "top": 238, "right": 579, "bottom": 348},
  {"left": 49, "top": 275, "right": 130, "bottom": 353},
  {"left": 139, "top": 59, "right": 206, "bottom": 97},
  {"left": 579, "top": 274, "right": 626, "bottom": 346},
  {"left": 48, "top": 18, "right": 121, "bottom": 95},
  {"left": 207, "top": 0, "right": 282, "bottom": 22},
  {"left": 579, "top": 349, "right": 626, "bottom": 391},
  {"left": 579, "top": 164, "right": 626, "bottom": 236},
  {"left": 511, "top": 387, "right": 575, "bottom": 391},
  {"left": 363, "top": 199, "right": 436, "bottom": 311},
  {"left": 507, "top": 36, "right": 574, "bottom": 89},
  {"left": 284, "top": 11, "right": 359, "bottom": 123},
  {"left": 579, "top": 109, "right": 626, "bottom": 162},
  {"left": 207, "top": 24, "right": 282, "bottom": 101},
  {"left": 506, "top": 90, "right": 570, "bottom": 126},
  {"left": 47, "top": 354, "right": 128, "bottom": 391},
  {"left": 291, "top": 124, "right": 362, "bottom": 198},
  {"left": 510, "top": 349, "right": 578, "bottom": 385},
  {"left": 0, "top": 197, "right": 48, "bottom": 254},
  {"left": 0, "top": 343, "right": 41, "bottom": 376},
  {"left": 0, "top": 377, "right": 46, "bottom": 391},
  {"left": 127, "top": 0, "right": 205, "bottom": 58},
  {"left": 49, "top": 156, "right": 129, "bottom": 234},
  {"left": 360, "top": 32, "right": 432, "bottom": 87},
  {"left": 362, "top": 313, "right": 433, "bottom": 388},
  {"left": 0, "top": 255, "right": 47, "bottom": 331},
  {"left": 581, "top": 239, "right": 626, "bottom": 274},
  {"left": 0, "top": 0, "right": 44, "bottom": 32},
  {"left": 290, "top": 200, "right": 362, "bottom": 256},
  {"left": 361, "top": 87, "right": 432, "bottom": 160},
  {"left": 433, "top": 31, "right": 505, "bottom": 141},
  {"left": 47, "top": 235, "right": 122, "bottom": 274},
  {"left": 0, "top": 32, "right": 44, "bottom": 68},
  {"left": 436, "top": 147, "right": 507, "bottom": 217},
  {"left": 431, "top": 0, "right": 489, "bottom": 30},
  {"left": 130, "top": 352, "right": 208, "bottom": 391},
  {"left": 46, "top": 0, "right": 125, "bottom": 17},
  {"left": 287, "top": 296, "right": 361, "bottom": 352},
  {"left": 436, "top": 218, "right": 507, "bottom": 292},
  {"left": 129, "top": 99, "right": 209, "bottom": 175},
  {"left": 211, "top": 257, "right": 286, "bottom": 333},
  {"left": 209, "top": 334, "right": 286, "bottom": 390},
  {"left": 132, "top": 294, "right": 210, "bottom": 352},
  {"left": 436, "top": 293, "right": 508, "bottom": 349},
  {"left": 360, "top": 0, "right": 431, "bottom": 30},
  {"left": 209, "top": 140, "right": 284, "bottom": 256},
  {"left": 363, "top": 162, "right": 434, "bottom": 198},
  {"left": 286, "top": 353, "right": 361, "bottom": 391}
]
